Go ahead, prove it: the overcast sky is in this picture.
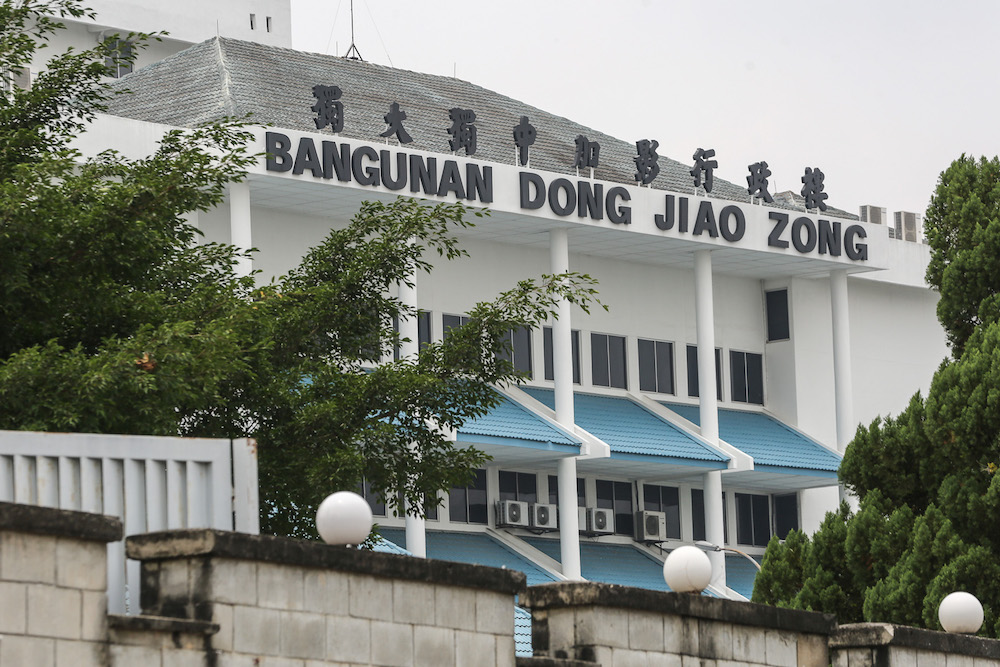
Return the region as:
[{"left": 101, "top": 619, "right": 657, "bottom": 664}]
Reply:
[{"left": 289, "top": 0, "right": 1000, "bottom": 219}]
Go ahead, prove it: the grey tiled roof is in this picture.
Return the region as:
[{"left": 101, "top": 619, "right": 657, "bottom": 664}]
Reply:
[{"left": 107, "top": 37, "right": 855, "bottom": 219}]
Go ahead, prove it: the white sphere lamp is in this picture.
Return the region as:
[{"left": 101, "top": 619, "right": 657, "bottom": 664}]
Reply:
[
  {"left": 938, "top": 591, "right": 984, "bottom": 633},
  {"left": 663, "top": 545, "right": 713, "bottom": 593},
  {"left": 316, "top": 491, "right": 374, "bottom": 546}
]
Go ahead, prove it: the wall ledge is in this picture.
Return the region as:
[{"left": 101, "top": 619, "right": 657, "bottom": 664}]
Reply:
[
  {"left": 0, "top": 501, "right": 122, "bottom": 542},
  {"left": 832, "top": 622, "right": 1000, "bottom": 659},
  {"left": 126, "top": 528, "right": 527, "bottom": 596},
  {"left": 522, "top": 582, "right": 836, "bottom": 635},
  {"left": 108, "top": 614, "right": 220, "bottom": 636}
]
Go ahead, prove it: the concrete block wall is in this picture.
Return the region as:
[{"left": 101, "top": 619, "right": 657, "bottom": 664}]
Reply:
[
  {"left": 126, "top": 529, "right": 525, "bottom": 666},
  {"left": 522, "top": 582, "right": 835, "bottom": 666},
  {"left": 831, "top": 623, "right": 1000, "bottom": 667},
  {"left": 0, "top": 501, "right": 122, "bottom": 667}
]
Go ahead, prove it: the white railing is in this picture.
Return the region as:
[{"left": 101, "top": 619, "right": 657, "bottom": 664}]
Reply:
[{"left": 0, "top": 430, "right": 259, "bottom": 613}]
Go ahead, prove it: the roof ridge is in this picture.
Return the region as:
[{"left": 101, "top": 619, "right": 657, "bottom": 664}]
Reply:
[{"left": 213, "top": 36, "right": 239, "bottom": 118}]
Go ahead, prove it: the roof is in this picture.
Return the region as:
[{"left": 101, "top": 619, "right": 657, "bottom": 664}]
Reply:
[
  {"left": 725, "top": 553, "right": 761, "bottom": 600},
  {"left": 514, "top": 606, "right": 532, "bottom": 658},
  {"left": 521, "top": 388, "right": 727, "bottom": 464},
  {"left": 377, "top": 527, "right": 557, "bottom": 588},
  {"left": 458, "top": 391, "right": 579, "bottom": 449},
  {"left": 107, "top": 37, "right": 856, "bottom": 219},
  {"left": 523, "top": 537, "right": 670, "bottom": 591},
  {"left": 663, "top": 403, "right": 841, "bottom": 473}
]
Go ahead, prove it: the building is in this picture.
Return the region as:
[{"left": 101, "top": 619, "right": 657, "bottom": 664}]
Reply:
[{"left": 56, "top": 3, "right": 949, "bottom": 602}]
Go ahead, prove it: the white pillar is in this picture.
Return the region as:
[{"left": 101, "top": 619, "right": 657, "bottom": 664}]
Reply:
[
  {"left": 551, "top": 228, "right": 582, "bottom": 581},
  {"left": 229, "top": 181, "right": 253, "bottom": 277},
  {"left": 399, "top": 273, "right": 426, "bottom": 558},
  {"left": 830, "top": 269, "right": 854, "bottom": 454},
  {"left": 694, "top": 249, "right": 725, "bottom": 588}
]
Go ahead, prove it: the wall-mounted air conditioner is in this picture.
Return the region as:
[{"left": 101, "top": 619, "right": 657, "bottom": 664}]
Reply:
[
  {"left": 634, "top": 510, "right": 667, "bottom": 542},
  {"left": 587, "top": 508, "right": 614, "bottom": 535},
  {"left": 530, "top": 503, "right": 558, "bottom": 531},
  {"left": 496, "top": 500, "right": 529, "bottom": 528}
]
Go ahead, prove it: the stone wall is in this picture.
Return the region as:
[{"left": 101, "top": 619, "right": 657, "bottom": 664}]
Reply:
[
  {"left": 126, "top": 528, "right": 524, "bottom": 666},
  {"left": 831, "top": 623, "right": 1000, "bottom": 667},
  {"left": 522, "top": 581, "right": 835, "bottom": 666},
  {"left": 3, "top": 500, "right": 1000, "bottom": 667},
  {"left": 0, "top": 501, "right": 121, "bottom": 666}
]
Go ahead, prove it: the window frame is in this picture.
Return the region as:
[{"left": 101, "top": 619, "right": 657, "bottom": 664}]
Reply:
[
  {"left": 543, "top": 327, "right": 581, "bottom": 384},
  {"left": 730, "top": 350, "right": 764, "bottom": 405},
  {"left": 591, "top": 332, "right": 628, "bottom": 389},
  {"left": 638, "top": 338, "right": 675, "bottom": 394}
]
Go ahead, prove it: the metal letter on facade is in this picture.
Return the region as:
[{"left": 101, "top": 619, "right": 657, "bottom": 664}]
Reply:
[
  {"left": 691, "top": 147, "right": 718, "bottom": 193},
  {"left": 447, "top": 108, "right": 477, "bottom": 155},
  {"left": 311, "top": 85, "right": 344, "bottom": 132},
  {"left": 513, "top": 116, "right": 537, "bottom": 166},
  {"left": 746, "top": 161, "right": 775, "bottom": 203},
  {"left": 801, "top": 167, "right": 829, "bottom": 211},
  {"left": 573, "top": 135, "right": 600, "bottom": 169},
  {"left": 634, "top": 139, "right": 660, "bottom": 185},
  {"left": 380, "top": 102, "right": 413, "bottom": 144}
]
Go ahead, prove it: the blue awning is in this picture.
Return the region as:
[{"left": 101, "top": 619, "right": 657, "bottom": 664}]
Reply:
[
  {"left": 522, "top": 536, "right": 671, "bottom": 592},
  {"left": 663, "top": 403, "right": 840, "bottom": 474},
  {"left": 457, "top": 391, "right": 580, "bottom": 453},
  {"left": 522, "top": 388, "right": 728, "bottom": 466}
]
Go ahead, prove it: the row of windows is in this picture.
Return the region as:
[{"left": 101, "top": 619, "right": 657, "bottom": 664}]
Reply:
[
  {"left": 369, "top": 470, "right": 799, "bottom": 547},
  {"left": 402, "top": 312, "right": 766, "bottom": 405}
]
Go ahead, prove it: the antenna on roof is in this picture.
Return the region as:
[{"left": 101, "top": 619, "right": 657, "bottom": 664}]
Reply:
[{"left": 343, "top": 0, "right": 364, "bottom": 61}]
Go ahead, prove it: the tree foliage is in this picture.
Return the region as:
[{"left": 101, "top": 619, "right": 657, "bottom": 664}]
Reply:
[
  {"left": 0, "top": 0, "right": 603, "bottom": 538},
  {"left": 754, "top": 156, "right": 1000, "bottom": 637}
]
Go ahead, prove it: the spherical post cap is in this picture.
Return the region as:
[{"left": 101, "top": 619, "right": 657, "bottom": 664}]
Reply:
[
  {"left": 316, "top": 491, "right": 374, "bottom": 546},
  {"left": 938, "top": 591, "right": 984, "bottom": 634},
  {"left": 663, "top": 545, "right": 713, "bottom": 593}
]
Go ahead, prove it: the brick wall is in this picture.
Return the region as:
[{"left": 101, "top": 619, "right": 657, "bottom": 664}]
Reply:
[{"left": 0, "top": 502, "right": 121, "bottom": 666}]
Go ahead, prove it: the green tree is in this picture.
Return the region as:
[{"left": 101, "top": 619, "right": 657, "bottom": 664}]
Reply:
[{"left": 0, "top": 1, "right": 603, "bottom": 537}]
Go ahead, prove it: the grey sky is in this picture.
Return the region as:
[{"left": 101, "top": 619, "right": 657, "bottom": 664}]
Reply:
[{"left": 290, "top": 0, "right": 1000, "bottom": 219}]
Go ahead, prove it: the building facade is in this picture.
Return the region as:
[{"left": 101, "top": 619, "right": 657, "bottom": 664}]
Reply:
[{"left": 57, "top": 1, "right": 949, "bottom": 600}]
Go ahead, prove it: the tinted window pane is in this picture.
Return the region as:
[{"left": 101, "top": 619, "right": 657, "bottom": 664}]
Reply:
[
  {"left": 687, "top": 345, "right": 699, "bottom": 397},
  {"left": 714, "top": 348, "right": 723, "bottom": 400},
  {"left": 592, "top": 333, "right": 610, "bottom": 387},
  {"left": 544, "top": 327, "right": 554, "bottom": 380},
  {"left": 643, "top": 484, "right": 659, "bottom": 511},
  {"left": 747, "top": 353, "right": 764, "bottom": 405},
  {"left": 418, "top": 311, "right": 431, "bottom": 349},
  {"left": 609, "top": 335, "right": 627, "bottom": 389},
  {"left": 513, "top": 326, "right": 532, "bottom": 376},
  {"left": 766, "top": 289, "right": 790, "bottom": 341},
  {"left": 735, "top": 493, "right": 754, "bottom": 545},
  {"left": 595, "top": 479, "right": 614, "bottom": 509},
  {"left": 498, "top": 470, "right": 517, "bottom": 501},
  {"left": 752, "top": 494, "right": 771, "bottom": 547},
  {"left": 613, "top": 481, "right": 633, "bottom": 536},
  {"left": 572, "top": 331, "right": 581, "bottom": 384},
  {"left": 656, "top": 341, "right": 674, "bottom": 394},
  {"left": 519, "top": 472, "right": 537, "bottom": 504},
  {"left": 638, "top": 339, "right": 656, "bottom": 392},
  {"left": 468, "top": 469, "right": 488, "bottom": 524},
  {"left": 449, "top": 486, "right": 467, "bottom": 522},
  {"left": 731, "top": 351, "right": 748, "bottom": 403},
  {"left": 691, "top": 489, "right": 706, "bottom": 541},
  {"left": 774, "top": 494, "right": 799, "bottom": 538},
  {"left": 578, "top": 478, "right": 586, "bottom": 507},
  {"left": 661, "top": 486, "right": 680, "bottom": 539}
]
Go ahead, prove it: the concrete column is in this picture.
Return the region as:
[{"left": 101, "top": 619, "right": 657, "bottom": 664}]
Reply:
[
  {"left": 694, "top": 249, "right": 725, "bottom": 588},
  {"left": 550, "top": 228, "right": 582, "bottom": 581},
  {"left": 399, "top": 273, "right": 426, "bottom": 558},
  {"left": 830, "top": 269, "right": 854, "bottom": 453},
  {"left": 228, "top": 181, "right": 253, "bottom": 277}
]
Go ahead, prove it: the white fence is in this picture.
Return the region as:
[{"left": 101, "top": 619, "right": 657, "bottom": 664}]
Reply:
[{"left": 0, "top": 430, "right": 259, "bottom": 613}]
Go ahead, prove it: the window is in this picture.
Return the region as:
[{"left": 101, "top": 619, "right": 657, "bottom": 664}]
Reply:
[
  {"left": 266, "top": 16, "right": 273, "bottom": 32},
  {"left": 449, "top": 469, "right": 487, "bottom": 524},
  {"left": 596, "top": 479, "right": 633, "bottom": 536},
  {"left": 765, "top": 289, "right": 790, "bottom": 341},
  {"left": 499, "top": 470, "right": 537, "bottom": 504},
  {"left": 249, "top": 13, "right": 256, "bottom": 29},
  {"left": 735, "top": 492, "right": 771, "bottom": 547},
  {"left": 773, "top": 493, "right": 799, "bottom": 539},
  {"left": 592, "top": 333, "right": 627, "bottom": 389},
  {"left": 417, "top": 310, "right": 431, "bottom": 349},
  {"left": 686, "top": 345, "right": 722, "bottom": 400},
  {"left": 547, "top": 475, "right": 585, "bottom": 507},
  {"left": 498, "top": 326, "right": 532, "bottom": 378},
  {"left": 360, "top": 479, "right": 386, "bottom": 517},
  {"left": 642, "top": 484, "right": 680, "bottom": 539},
  {"left": 104, "top": 39, "right": 133, "bottom": 78},
  {"left": 543, "top": 327, "right": 581, "bottom": 383},
  {"left": 442, "top": 313, "right": 470, "bottom": 337},
  {"left": 730, "top": 351, "right": 764, "bottom": 405},
  {"left": 691, "top": 488, "right": 706, "bottom": 541},
  {"left": 638, "top": 339, "right": 674, "bottom": 394}
]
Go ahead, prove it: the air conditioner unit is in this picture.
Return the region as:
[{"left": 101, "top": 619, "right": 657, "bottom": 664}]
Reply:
[
  {"left": 587, "top": 508, "right": 615, "bottom": 535},
  {"left": 635, "top": 510, "right": 667, "bottom": 542},
  {"left": 497, "top": 500, "right": 529, "bottom": 528},
  {"left": 530, "top": 503, "right": 558, "bottom": 531}
]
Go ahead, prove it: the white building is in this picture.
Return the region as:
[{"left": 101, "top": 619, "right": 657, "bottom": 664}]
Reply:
[{"left": 60, "top": 1, "right": 948, "bottom": 603}]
